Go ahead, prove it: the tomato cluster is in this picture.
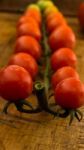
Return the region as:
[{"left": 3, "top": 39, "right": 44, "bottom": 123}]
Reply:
[
  {"left": 0, "top": 0, "right": 84, "bottom": 124},
  {"left": 41, "top": 1, "right": 84, "bottom": 111},
  {"left": 0, "top": 4, "right": 43, "bottom": 113},
  {"left": 39, "top": 0, "right": 84, "bottom": 123}
]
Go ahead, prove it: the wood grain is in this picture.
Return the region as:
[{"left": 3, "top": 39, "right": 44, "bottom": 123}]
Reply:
[{"left": 0, "top": 13, "right": 84, "bottom": 150}]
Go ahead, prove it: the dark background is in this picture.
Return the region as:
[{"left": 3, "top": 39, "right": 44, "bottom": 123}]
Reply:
[{"left": 0, "top": 0, "right": 84, "bottom": 15}]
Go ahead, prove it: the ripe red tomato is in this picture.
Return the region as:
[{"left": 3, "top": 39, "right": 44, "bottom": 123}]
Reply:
[
  {"left": 46, "top": 12, "right": 66, "bottom": 33},
  {"left": 17, "top": 16, "right": 39, "bottom": 28},
  {"left": 78, "top": 2, "right": 84, "bottom": 29},
  {"left": 17, "top": 22, "right": 41, "bottom": 41},
  {"left": 49, "top": 25, "right": 76, "bottom": 52},
  {"left": 46, "top": 12, "right": 60, "bottom": 22},
  {"left": 8, "top": 53, "right": 38, "bottom": 80},
  {"left": 14, "top": 36, "right": 42, "bottom": 61},
  {"left": 0, "top": 65, "right": 33, "bottom": 102},
  {"left": 24, "top": 7, "right": 42, "bottom": 26},
  {"left": 51, "top": 66, "right": 79, "bottom": 90},
  {"left": 54, "top": 78, "right": 84, "bottom": 109},
  {"left": 50, "top": 48, "right": 77, "bottom": 71}
]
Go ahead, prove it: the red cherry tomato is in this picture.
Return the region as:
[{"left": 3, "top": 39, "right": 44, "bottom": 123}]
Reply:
[
  {"left": 49, "top": 25, "right": 76, "bottom": 52},
  {"left": 51, "top": 66, "right": 79, "bottom": 90},
  {"left": 17, "top": 22, "right": 41, "bottom": 41},
  {"left": 50, "top": 48, "right": 77, "bottom": 71},
  {"left": 8, "top": 53, "right": 38, "bottom": 80},
  {"left": 54, "top": 78, "right": 84, "bottom": 109},
  {"left": 46, "top": 12, "right": 66, "bottom": 33},
  {"left": 14, "top": 36, "right": 42, "bottom": 61},
  {"left": 46, "top": 12, "right": 61, "bottom": 22},
  {"left": 25, "top": 8, "right": 42, "bottom": 26},
  {"left": 78, "top": 2, "right": 84, "bottom": 29},
  {"left": 17, "top": 16, "right": 39, "bottom": 28},
  {"left": 0, "top": 65, "right": 33, "bottom": 102}
]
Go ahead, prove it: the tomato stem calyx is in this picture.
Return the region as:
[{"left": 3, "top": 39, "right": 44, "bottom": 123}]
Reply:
[
  {"left": 2, "top": 99, "right": 42, "bottom": 114},
  {"left": 69, "top": 109, "right": 83, "bottom": 125},
  {"left": 2, "top": 101, "right": 12, "bottom": 114},
  {"left": 15, "top": 99, "right": 41, "bottom": 114}
]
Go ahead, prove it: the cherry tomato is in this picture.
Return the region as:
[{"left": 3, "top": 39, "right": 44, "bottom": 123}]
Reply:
[
  {"left": 46, "top": 12, "right": 64, "bottom": 24},
  {"left": 44, "top": 6, "right": 58, "bottom": 16},
  {"left": 50, "top": 48, "right": 77, "bottom": 71},
  {"left": 49, "top": 25, "right": 76, "bottom": 52},
  {"left": 46, "top": 12, "right": 66, "bottom": 33},
  {"left": 0, "top": 65, "right": 33, "bottom": 102},
  {"left": 54, "top": 78, "right": 84, "bottom": 109},
  {"left": 27, "top": 4, "right": 40, "bottom": 11},
  {"left": 17, "top": 16, "right": 39, "bottom": 28},
  {"left": 8, "top": 53, "right": 38, "bottom": 80},
  {"left": 17, "top": 22, "right": 41, "bottom": 41},
  {"left": 14, "top": 36, "right": 42, "bottom": 61},
  {"left": 24, "top": 7, "right": 42, "bottom": 26},
  {"left": 51, "top": 66, "right": 79, "bottom": 90}
]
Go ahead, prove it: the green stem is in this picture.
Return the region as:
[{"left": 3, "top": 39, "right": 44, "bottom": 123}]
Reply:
[
  {"left": 34, "top": 81, "right": 69, "bottom": 117},
  {"left": 34, "top": 81, "right": 49, "bottom": 109},
  {"left": 42, "top": 21, "right": 51, "bottom": 99}
]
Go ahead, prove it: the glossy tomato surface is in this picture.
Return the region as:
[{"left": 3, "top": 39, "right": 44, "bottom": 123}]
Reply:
[
  {"left": 17, "top": 16, "right": 39, "bottom": 28},
  {"left": 14, "top": 36, "right": 42, "bottom": 61},
  {"left": 49, "top": 25, "right": 76, "bottom": 52},
  {"left": 46, "top": 12, "right": 61, "bottom": 22},
  {"left": 51, "top": 48, "right": 77, "bottom": 71},
  {"left": 46, "top": 12, "right": 66, "bottom": 33},
  {"left": 17, "top": 22, "right": 41, "bottom": 41},
  {"left": 25, "top": 7, "right": 42, "bottom": 26},
  {"left": 51, "top": 66, "right": 79, "bottom": 89},
  {"left": 54, "top": 78, "right": 84, "bottom": 109},
  {"left": 8, "top": 53, "right": 38, "bottom": 80},
  {"left": 0, "top": 65, "right": 33, "bottom": 102}
]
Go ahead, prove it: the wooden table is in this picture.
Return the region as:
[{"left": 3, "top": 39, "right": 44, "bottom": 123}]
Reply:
[{"left": 0, "top": 13, "right": 84, "bottom": 150}]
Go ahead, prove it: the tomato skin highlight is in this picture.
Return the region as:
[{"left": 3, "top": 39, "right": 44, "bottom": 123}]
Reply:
[
  {"left": 8, "top": 53, "right": 38, "bottom": 80},
  {"left": 17, "top": 22, "right": 41, "bottom": 41},
  {"left": 49, "top": 25, "right": 76, "bottom": 52},
  {"left": 50, "top": 48, "right": 77, "bottom": 71},
  {"left": 51, "top": 66, "right": 79, "bottom": 90},
  {"left": 78, "top": 2, "right": 84, "bottom": 29},
  {"left": 14, "top": 36, "right": 42, "bottom": 61},
  {"left": 54, "top": 78, "right": 84, "bottom": 109},
  {"left": 0, "top": 65, "right": 33, "bottom": 102}
]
